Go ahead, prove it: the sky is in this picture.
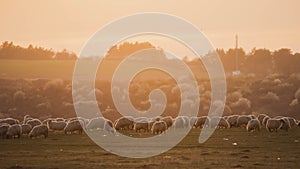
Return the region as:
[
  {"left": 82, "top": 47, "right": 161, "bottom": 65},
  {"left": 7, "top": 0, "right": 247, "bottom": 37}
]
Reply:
[{"left": 0, "top": 0, "right": 299, "bottom": 55}]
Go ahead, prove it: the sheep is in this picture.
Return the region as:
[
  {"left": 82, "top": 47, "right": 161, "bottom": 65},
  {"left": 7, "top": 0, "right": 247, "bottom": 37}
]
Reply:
[
  {"left": 174, "top": 116, "right": 186, "bottom": 128},
  {"left": 42, "top": 118, "right": 53, "bottom": 125},
  {"left": 237, "top": 115, "right": 252, "bottom": 128},
  {"left": 133, "top": 120, "right": 149, "bottom": 132},
  {"left": 210, "top": 117, "right": 230, "bottom": 129},
  {"left": 114, "top": 117, "right": 134, "bottom": 131},
  {"left": 86, "top": 117, "right": 106, "bottom": 130},
  {"left": 0, "top": 118, "right": 19, "bottom": 125},
  {"left": 103, "top": 120, "right": 115, "bottom": 134},
  {"left": 266, "top": 119, "right": 285, "bottom": 132},
  {"left": 246, "top": 119, "right": 261, "bottom": 132},
  {"left": 151, "top": 121, "right": 167, "bottom": 134},
  {"left": 161, "top": 116, "right": 173, "bottom": 128},
  {"left": 278, "top": 117, "right": 291, "bottom": 132},
  {"left": 257, "top": 114, "right": 268, "bottom": 125},
  {"left": 147, "top": 119, "right": 156, "bottom": 131},
  {"left": 26, "top": 119, "right": 42, "bottom": 127},
  {"left": 262, "top": 116, "right": 271, "bottom": 127},
  {"left": 23, "top": 115, "right": 32, "bottom": 124},
  {"left": 227, "top": 115, "right": 239, "bottom": 128},
  {"left": 21, "top": 124, "right": 32, "bottom": 135},
  {"left": 64, "top": 120, "right": 83, "bottom": 134},
  {"left": 47, "top": 120, "right": 67, "bottom": 131},
  {"left": 194, "top": 116, "right": 210, "bottom": 128},
  {"left": 287, "top": 117, "right": 298, "bottom": 128},
  {"left": 6, "top": 124, "right": 22, "bottom": 139},
  {"left": 0, "top": 124, "right": 10, "bottom": 139},
  {"left": 189, "top": 117, "right": 198, "bottom": 128},
  {"left": 29, "top": 125, "right": 48, "bottom": 138}
]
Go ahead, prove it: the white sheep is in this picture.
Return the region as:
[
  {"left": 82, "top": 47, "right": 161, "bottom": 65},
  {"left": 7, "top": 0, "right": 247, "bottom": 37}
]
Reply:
[
  {"left": 246, "top": 119, "right": 261, "bottom": 132},
  {"left": 287, "top": 117, "right": 298, "bottom": 128},
  {"left": 23, "top": 115, "right": 32, "bottom": 124},
  {"left": 162, "top": 116, "right": 173, "bottom": 129},
  {"left": 6, "top": 124, "right": 22, "bottom": 139},
  {"left": 210, "top": 117, "right": 230, "bottom": 129},
  {"left": 262, "top": 116, "right": 270, "bottom": 127},
  {"left": 0, "top": 118, "right": 19, "bottom": 125},
  {"left": 21, "top": 124, "right": 32, "bottom": 135},
  {"left": 103, "top": 120, "right": 115, "bottom": 134},
  {"left": 26, "top": 119, "right": 42, "bottom": 127},
  {"left": 189, "top": 117, "right": 198, "bottom": 128},
  {"left": 47, "top": 120, "right": 67, "bottom": 131},
  {"left": 227, "top": 115, "right": 239, "bottom": 128},
  {"left": 266, "top": 119, "right": 285, "bottom": 132},
  {"left": 86, "top": 117, "right": 106, "bottom": 130},
  {"left": 257, "top": 114, "right": 268, "bottom": 125},
  {"left": 64, "top": 120, "right": 83, "bottom": 134},
  {"left": 133, "top": 120, "right": 149, "bottom": 132},
  {"left": 174, "top": 116, "right": 186, "bottom": 128},
  {"left": 151, "top": 121, "right": 167, "bottom": 134},
  {"left": 237, "top": 115, "right": 252, "bottom": 128},
  {"left": 29, "top": 125, "right": 48, "bottom": 138},
  {"left": 0, "top": 124, "right": 10, "bottom": 139},
  {"left": 114, "top": 116, "right": 134, "bottom": 130},
  {"left": 278, "top": 117, "right": 291, "bottom": 132},
  {"left": 194, "top": 116, "right": 210, "bottom": 128}
]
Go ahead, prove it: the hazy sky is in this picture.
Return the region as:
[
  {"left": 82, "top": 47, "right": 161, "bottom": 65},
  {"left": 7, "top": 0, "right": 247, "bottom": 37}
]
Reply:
[{"left": 0, "top": 0, "right": 299, "bottom": 54}]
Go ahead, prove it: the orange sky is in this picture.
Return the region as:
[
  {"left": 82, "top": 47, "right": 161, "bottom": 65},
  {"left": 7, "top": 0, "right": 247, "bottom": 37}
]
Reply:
[{"left": 0, "top": 0, "right": 299, "bottom": 54}]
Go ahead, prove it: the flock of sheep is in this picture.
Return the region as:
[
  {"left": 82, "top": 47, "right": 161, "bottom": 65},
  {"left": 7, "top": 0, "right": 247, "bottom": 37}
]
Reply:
[{"left": 0, "top": 114, "right": 299, "bottom": 139}]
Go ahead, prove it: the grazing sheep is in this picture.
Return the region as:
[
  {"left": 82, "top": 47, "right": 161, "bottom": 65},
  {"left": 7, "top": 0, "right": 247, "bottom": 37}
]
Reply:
[
  {"left": 114, "top": 117, "right": 134, "bottom": 130},
  {"left": 133, "top": 120, "right": 149, "bottom": 132},
  {"left": 210, "top": 117, "right": 230, "bottom": 129},
  {"left": 246, "top": 119, "right": 261, "bottom": 132},
  {"left": 262, "top": 116, "right": 271, "bottom": 127},
  {"left": 189, "top": 117, "right": 198, "bottom": 128},
  {"left": 151, "top": 121, "right": 167, "bottom": 134},
  {"left": 29, "top": 125, "right": 48, "bottom": 138},
  {"left": 23, "top": 115, "right": 32, "bottom": 124},
  {"left": 250, "top": 115, "right": 256, "bottom": 119},
  {"left": 103, "top": 120, "right": 115, "bottom": 134},
  {"left": 162, "top": 116, "right": 173, "bottom": 128},
  {"left": 42, "top": 118, "right": 53, "bottom": 125},
  {"left": 86, "top": 117, "right": 106, "bottom": 130},
  {"left": 287, "top": 117, "right": 298, "bottom": 128},
  {"left": 21, "top": 124, "right": 32, "bottom": 135},
  {"left": 194, "top": 116, "right": 210, "bottom": 128},
  {"left": 257, "top": 114, "right": 268, "bottom": 125},
  {"left": 6, "top": 124, "right": 22, "bottom": 139},
  {"left": 0, "top": 118, "right": 19, "bottom": 125},
  {"left": 174, "top": 116, "right": 186, "bottom": 128},
  {"left": 148, "top": 119, "right": 156, "bottom": 131},
  {"left": 237, "top": 115, "right": 252, "bottom": 128},
  {"left": 0, "top": 124, "right": 10, "bottom": 139},
  {"left": 266, "top": 119, "right": 285, "bottom": 132},
  {"left": 47, "top": 120, "right": 67, "bottom": 131},
  {"left": 26, "top": 119, "right": 42, "bottom": 127},
  {"left": 64, "top": 120, "right": 83, "bottom": 134},
  {"left": 279, "top": 117, "right": 291, "bottom": 132},
  {"left": 227, "top": 115, "right": 239, "bottom": 128}
]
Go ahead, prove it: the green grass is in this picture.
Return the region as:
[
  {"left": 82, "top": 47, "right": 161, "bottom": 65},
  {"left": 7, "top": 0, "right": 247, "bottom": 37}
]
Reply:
[{"left": 0, "top": 128, "right": 299, "bottom": 169}]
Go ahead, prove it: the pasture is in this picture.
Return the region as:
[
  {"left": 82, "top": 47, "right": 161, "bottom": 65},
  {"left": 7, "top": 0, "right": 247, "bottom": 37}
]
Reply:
[{"left": 0, "top": 128, "right": 299, "bottom": 169}]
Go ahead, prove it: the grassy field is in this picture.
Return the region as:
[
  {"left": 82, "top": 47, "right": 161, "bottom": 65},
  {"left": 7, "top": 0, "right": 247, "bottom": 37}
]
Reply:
[{"left": 0, "top": 128, "right": 299, "bottom": 169}]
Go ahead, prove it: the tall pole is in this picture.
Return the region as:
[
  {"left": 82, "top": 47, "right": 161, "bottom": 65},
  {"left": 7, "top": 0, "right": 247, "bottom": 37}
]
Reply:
[{"left": 235, "top": 34, "right": 238, "bottom": 71}]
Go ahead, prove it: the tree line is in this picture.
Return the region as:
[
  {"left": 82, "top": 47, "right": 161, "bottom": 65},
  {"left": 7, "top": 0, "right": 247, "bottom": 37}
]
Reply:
[
  {"left": 0, "top": 41, "right": 77, "bottom": 60},
  {"left": 1, "top": 41, "right": 300, "bottom": 76}
]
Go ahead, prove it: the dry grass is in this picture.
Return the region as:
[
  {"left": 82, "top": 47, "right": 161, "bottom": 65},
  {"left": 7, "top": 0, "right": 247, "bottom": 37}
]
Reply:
[{"left": 0, "top": 128, "right": 299, "bottom": 169}]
